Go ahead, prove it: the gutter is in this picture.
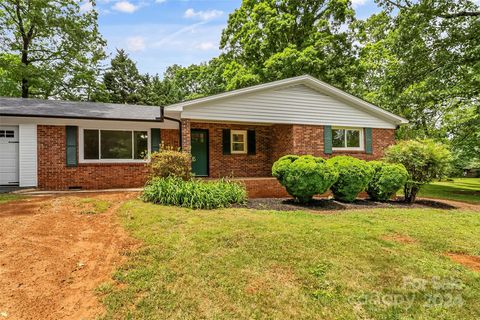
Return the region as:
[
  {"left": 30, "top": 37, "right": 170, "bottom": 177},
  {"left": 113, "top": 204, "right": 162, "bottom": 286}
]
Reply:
[
  {"left": 163, "top": 115, "right": 183, "bottom": 150},
  {"left": 0, "top": 113, "right": 169, "bottom": 123}
]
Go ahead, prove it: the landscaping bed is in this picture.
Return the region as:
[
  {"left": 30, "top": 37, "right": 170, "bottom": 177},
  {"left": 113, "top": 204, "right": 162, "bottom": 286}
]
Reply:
[{"left": 236, "top": 197, "right": 457, "bottom": 212}]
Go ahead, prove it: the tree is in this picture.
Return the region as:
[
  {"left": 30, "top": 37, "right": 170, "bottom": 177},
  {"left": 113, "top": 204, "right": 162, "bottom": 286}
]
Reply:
[
  {"left": 384, "top": 139, "right": 452, "bottom": 203},
  {"left": 0, "top": 0, "right": 106, "bottom": 99},
  {"left": 102, "top": 49, "right": 144, "bottom": 104},
  {"left": 354, "top": 0, "right": 480, "bottom": 151},
  {"left": 220, "top": 0, "right": 358, "bottom": 90},
  {"left": 0, "top": 54, "right": 21, "bottom": 96}
]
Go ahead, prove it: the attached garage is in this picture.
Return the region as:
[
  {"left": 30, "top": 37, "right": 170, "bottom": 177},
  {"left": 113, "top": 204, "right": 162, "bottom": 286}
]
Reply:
[
  {"left": 0, "top": 122, "right": 37, "bottom": 188},
  {"left": 0, "top": 126, "right": 19, "bottom": 185}
]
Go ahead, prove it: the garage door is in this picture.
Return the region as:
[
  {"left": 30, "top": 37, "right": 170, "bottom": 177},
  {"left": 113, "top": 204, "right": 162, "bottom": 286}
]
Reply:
[{"left": 0, "top": 126, "right": 19, "bottom": 185}]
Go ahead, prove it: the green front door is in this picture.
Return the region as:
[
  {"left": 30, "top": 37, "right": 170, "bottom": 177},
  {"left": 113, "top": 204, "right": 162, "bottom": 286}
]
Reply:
[{"left": 191, "top": 129, "right": 209, "bottom": 176}]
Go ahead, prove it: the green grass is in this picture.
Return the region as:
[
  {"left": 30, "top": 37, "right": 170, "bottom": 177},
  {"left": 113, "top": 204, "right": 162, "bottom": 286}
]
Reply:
[
  {"left": 417, "top": 178, "right": 480, "bottom": 204},
  {"left": 99, "top": 202, "right": 480, "bottom": 319},
  {"left": 78, "top": 198, "right": 111, "bottom": 214},
  {"left": 0, "top": 193, "right": 25, "bottom": 204}
]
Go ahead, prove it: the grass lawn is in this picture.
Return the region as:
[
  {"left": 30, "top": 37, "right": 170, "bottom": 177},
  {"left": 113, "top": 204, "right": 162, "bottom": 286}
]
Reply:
[
  {"left": 0, "top": 193, "right": 25, "bottom": 204},
  {"left": 99, "top": 201, "right": 480, "bottom": 319},
  {"left": 417, "top": 178, "right": 480, "bottom": 204}
]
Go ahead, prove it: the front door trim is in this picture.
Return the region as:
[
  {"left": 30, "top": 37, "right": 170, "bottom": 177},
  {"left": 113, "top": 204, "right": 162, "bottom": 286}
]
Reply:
[{"left": 190, "top": 128, "right": 209, "bottom": 177}]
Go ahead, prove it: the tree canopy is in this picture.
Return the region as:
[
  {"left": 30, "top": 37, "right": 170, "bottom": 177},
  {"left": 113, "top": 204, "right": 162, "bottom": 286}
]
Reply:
[
  {"left": 0, "top": 0, "right": 106, "bottom": 99},
  {"left": 0, "top": 0, "right": 478, "bottom": 166}
]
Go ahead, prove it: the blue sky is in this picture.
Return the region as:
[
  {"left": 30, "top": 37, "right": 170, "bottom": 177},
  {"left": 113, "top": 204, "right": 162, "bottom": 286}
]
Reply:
[{"left": 81, "top": 0, "right": 381, "bottom": 75}]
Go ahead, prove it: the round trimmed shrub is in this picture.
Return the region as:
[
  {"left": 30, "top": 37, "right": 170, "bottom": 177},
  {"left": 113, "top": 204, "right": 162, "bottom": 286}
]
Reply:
[
  {"left": 272, "top": 155, "right": 299, "bottom": 185},
  {"left": 272, "top": 155, "right": 338, "bottom": 203},
  {"left": 367, "top": 161, "right": 409, "bottom": 201},
  {"left": 326, "top": 156, "right": 374, "bottom": 202}
]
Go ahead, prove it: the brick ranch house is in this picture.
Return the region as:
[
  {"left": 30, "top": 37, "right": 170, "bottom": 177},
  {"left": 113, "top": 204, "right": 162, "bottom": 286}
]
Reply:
[{"left": 0, "top": 75, "right": 408, "bottom": 197}]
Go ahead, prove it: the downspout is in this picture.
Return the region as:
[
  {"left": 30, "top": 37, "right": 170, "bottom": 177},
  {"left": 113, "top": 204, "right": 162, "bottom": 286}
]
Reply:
[
  {"left": 164, "top": 115, "right": 183, "bottom": 151},
  {"left": 157, "top": 106, "right": 183, "bottom": 150}
]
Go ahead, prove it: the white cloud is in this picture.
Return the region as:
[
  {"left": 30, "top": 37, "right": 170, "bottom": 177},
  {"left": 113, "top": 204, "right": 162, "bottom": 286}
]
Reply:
[
  {"left": 195, "top": 42, "right": 216, "bottom": 51},
  {"left": 155, "top": 0, "right": 166, "bottom": 3},
  {"left": 184, "top": 8, "right": 223, "bottom": 21},
  {"left": 112, "top": 1, "right": 138, "bottom": 13},
  {"left": 126, "top": 36, "right": 146, "bottom": 52},
  {"left": 79, "top": 0, "right": 93, "bottom": 12},
  {"left": 351, "top": 0, "right": 368, "bottom": 7}
]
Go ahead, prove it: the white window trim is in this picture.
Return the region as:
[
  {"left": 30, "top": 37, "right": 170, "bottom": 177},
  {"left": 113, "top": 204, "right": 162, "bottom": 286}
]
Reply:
[
  {"left": 79, "top": 128, "right": 151, "bottom": 163},
  {"left": 332, "top": 127, "right": 365, "bottom": 151},
  {"left": 230, "top": 130, "right": 248, "bottom": 154}
]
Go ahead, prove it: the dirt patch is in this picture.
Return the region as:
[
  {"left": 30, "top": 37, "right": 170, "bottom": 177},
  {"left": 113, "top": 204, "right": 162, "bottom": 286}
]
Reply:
[
  {"left": 446, "top": 253, "right": 480, "bottom": 272},
  {"left": 382, "top": 234, "right": 417, "bottom": 244},
  {"left": 236, "top": 197, "right": 458, "bottom": 212},
  {"left": 0, "top": 192, "right": 139, "bottom": 320}
]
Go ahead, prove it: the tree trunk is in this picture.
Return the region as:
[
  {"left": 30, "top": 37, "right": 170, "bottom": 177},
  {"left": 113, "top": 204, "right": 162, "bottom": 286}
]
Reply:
[
  {"left": 404, "top": 184, "right": 419, "bottom": 203},
  {"left": 21, "top": 47, "right": 29, "bottom": 98}
]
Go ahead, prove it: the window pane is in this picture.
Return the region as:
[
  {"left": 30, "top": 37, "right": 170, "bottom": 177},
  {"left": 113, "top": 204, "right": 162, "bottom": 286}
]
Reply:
[
  {"left": 84, "top": 130, "right": 99, "bottom": 159},
  {"left": 232, "top": 133, "right": 245, "bottom": 143},
  {"left": 332, "top": 129, "right": 345, "bottom": 148},
  {"left": 232, "top": 142, "right": 245, "bottom": 152},
  {"left": 5, "top": 130, "right": 14, "bottom": 138},
  {"left": 134, "top": 131, "right": 148, "bottom": 159},
  {"left": 101, "top": 130, "right": 132, "bottom": 159},
  {"left": 346, "top": 130, "right": 360, "bottom": 148}
]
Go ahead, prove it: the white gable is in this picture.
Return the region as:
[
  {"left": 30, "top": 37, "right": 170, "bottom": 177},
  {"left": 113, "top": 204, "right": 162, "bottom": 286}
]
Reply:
[{"left": 181, "top": 84, "right": 397, "bottom": 129}]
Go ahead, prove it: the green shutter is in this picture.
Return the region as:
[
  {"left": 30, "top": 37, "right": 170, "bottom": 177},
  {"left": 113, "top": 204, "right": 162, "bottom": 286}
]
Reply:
[
  {"left": 324, "top": 125, "right": 332, "bottom": 154},
  {"left": 151, "top": 128, "right": 160, "bottom": 153},
  {"left": 66, "top": 126, "right": 78, "bottom": 167},
  {"left": 365, "top": 128, "right": 373, "bottom": 154},
  {"left": 247, "top": 130, "right": 256, "bottom": 155},
  {"left": 222, "top": 129, "right": 231, "bottom": 155}
]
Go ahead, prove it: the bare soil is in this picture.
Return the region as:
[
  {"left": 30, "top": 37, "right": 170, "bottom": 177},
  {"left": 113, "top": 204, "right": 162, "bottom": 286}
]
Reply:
[
  {"left": 0, "top": 192, "right": 139, "bottom": 320},
  {"left": 446, "top": 253, "right": 480, "bottom": 272}
]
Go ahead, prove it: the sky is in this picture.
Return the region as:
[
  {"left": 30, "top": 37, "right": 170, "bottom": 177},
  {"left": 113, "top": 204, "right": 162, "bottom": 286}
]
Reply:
[{"left": 82, "top": 0, "right": 382, "bottom": 75}]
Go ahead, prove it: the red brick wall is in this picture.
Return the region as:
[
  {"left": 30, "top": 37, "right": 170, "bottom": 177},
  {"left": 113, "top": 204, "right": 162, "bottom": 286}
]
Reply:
[
  {"left": 37, "top": 123, "right": 395, "bottom": 192},
  {"left": 37, "top": 125, "right": 178, "bottom": 190},
  {"left": 271, "top": 124, "right": 294, "bottom": 163},
  {"left": 161, "top": 129, "right": 180, "bottom": 149},
  {"left": 182, "top": 122, "right": 396, "bottom": 179},
  {"left": 189, "top": 122, "right": 273, "bottom": 178},
  {"left": 292, "top": 125, "right": 325, "bottom": 156},
  {"left": 272, "top": 125, "right": 395, "bottom": 161}
]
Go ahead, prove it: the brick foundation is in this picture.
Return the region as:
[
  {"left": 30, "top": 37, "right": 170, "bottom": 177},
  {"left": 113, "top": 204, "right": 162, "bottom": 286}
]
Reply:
[{"left": 239, "top": 178, "right": 290, "bottom": 198}]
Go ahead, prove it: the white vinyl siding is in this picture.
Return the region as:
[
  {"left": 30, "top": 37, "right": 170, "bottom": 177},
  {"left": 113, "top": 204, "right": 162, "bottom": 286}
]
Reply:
[
  {"left": 181, "top": 84, "right": 396, "bottom": 129},
  {"left": 19, "top": 124, "right": 37, "bottom": 187}
]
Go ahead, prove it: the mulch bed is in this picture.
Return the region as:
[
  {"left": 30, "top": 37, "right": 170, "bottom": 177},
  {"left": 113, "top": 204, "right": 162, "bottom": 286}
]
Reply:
[{"left": 235, "top": 197, "right": 457, "bottom": 212}]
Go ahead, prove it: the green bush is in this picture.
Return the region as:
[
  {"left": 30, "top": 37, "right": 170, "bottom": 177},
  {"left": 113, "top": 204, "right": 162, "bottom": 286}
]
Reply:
[
  {"left": 384, "top": 139, "right": 452, "bottom": 203},
  {"left": 148, "top": 146, "right": 191, "bottom": 180},
  {"left": 367, "top": 161, "right": 409, "bottom": 201},
  {"left": 326, "top": 156, "right": 374, "bottom": 202},
  {"left": 142, "top": 177, "right": 247, "bottom": 209},
  {"left": 272, "top": 155, "right": 338, "bottom": 203}
]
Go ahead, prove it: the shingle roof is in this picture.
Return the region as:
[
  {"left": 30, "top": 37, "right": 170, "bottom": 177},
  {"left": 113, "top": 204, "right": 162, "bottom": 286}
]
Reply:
[{"left": 0, "top": 97, "right": 164, "bottom": 122}]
